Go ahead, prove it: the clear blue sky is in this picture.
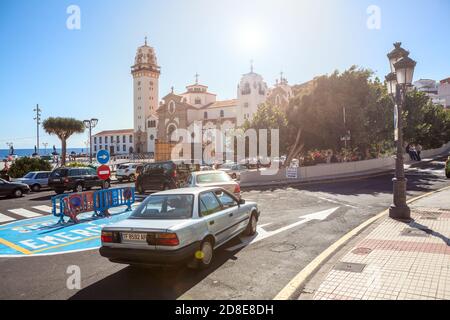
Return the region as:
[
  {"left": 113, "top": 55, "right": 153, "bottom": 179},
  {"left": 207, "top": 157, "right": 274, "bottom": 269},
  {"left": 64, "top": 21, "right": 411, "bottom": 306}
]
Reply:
[{"left": 1, "top": 0, "right": 449, "bottom": 149}]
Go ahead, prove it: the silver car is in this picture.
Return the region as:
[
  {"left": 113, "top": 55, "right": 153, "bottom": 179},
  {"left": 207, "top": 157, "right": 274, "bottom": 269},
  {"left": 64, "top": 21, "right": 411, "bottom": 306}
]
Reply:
[
  {"left": 12, "top": 171, "right": 51, "bottom": 192},
  {"left": 99, "top": 187, "right": 259, "bottom": 269}
]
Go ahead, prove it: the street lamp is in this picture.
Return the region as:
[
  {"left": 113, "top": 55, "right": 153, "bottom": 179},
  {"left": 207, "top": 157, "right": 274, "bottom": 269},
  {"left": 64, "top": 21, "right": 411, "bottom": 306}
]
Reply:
[
  {"left": 385, "top": 42, "right": 417, "bottom": 221},
  {"left": 83, "top": 118, "right": 99, "bottom": 163}
]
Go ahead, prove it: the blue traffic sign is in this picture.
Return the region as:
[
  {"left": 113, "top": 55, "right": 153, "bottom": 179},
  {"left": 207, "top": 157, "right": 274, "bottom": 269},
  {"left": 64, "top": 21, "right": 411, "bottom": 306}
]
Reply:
[{"left": 96, "top": 149, "right": 110, "bottom": 164}]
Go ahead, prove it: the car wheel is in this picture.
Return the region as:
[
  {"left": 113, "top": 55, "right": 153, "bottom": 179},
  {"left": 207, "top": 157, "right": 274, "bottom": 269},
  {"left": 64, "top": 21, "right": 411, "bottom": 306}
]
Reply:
[
  {"left": 117, "top": 178, "right": 123, "bottom": 183},
  {"left": 13, "top": 189, "right": 23, "bottom": 198},
  {"left": 129, "top": 174, "right": 136, "bottom": 182},
  {"left": 243, "top": 212, "right": 258, "bottom": 236},
  {"left": 31, "top": 184, "right": 41, "bottom": 192},
  {"left": 192, "top": 239, "right": 214, "bottom": 270},
  {"left": 74, "top": 184, "right": 83, "bottom": 193},
  {"left": 231, "top": 173, "right": 237, "bottom": 180},
  {"left": 55, "top": 189, "right": 65, "bottom": 195},
  {"left": 102, "top": 180, "right": 111, "bottom": 189}
]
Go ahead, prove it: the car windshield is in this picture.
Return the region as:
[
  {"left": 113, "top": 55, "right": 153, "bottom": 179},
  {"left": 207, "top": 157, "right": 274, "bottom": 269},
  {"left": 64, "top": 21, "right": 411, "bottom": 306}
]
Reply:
[
  {"left": 197, "top": 172, "right": 232, "bottom": 183},
  {"left": 23, "top": 172, "right": 35, "bottom": 179},
  {"left": 130, "top": 194, "right": 194, "bottom": 219}
]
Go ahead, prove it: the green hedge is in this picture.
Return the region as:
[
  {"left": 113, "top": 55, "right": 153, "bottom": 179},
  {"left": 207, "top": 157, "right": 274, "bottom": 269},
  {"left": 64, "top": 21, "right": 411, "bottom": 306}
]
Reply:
[{"left": 8, "top": 157, "right": 52, "bottom": 178}]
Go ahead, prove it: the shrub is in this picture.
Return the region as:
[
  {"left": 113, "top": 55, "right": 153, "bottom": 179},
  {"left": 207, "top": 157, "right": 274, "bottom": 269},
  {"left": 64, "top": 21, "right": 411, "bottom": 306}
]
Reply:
[
  {"left": 66, "top": 162, "right": 89, "bottom": 168},
  {"left": 8, "top": 157, "right": 52, "bottom": 178}
]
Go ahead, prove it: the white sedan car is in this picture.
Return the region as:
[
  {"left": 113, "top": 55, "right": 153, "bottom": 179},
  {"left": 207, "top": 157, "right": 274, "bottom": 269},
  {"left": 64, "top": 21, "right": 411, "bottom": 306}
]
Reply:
[{"left": 99, "top": 187, "right": 259, "bottom": 269}]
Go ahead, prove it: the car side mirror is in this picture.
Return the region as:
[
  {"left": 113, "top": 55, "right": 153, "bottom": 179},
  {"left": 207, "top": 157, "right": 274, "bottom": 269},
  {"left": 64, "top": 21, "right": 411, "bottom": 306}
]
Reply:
[{"left": 238, "top": 199, "right": 245, "bottom": 205}]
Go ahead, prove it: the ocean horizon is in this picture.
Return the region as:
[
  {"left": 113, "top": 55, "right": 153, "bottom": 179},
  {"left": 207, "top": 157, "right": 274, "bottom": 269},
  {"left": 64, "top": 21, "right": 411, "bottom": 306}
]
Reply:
[{"left": 1, "top": 148, "right": 86, "bottom": 158}]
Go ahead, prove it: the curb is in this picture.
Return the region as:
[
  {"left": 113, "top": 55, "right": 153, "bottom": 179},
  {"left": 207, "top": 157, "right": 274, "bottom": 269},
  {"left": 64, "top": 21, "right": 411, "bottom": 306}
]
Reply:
[
  {"left": 241, "top": 153, "right": 449, "bottom": 190},
  {"left": 273, "top": 184, "right": 450, "bottom": 300}
]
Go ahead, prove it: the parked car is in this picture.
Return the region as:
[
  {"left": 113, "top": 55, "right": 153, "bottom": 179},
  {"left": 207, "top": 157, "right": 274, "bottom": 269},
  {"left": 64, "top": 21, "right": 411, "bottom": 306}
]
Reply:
[
  {"left": 0, "top": 178, "right": 30, "bottom": 198},
  {"left": 99, "top": 187, "right": 259, "bottom": 268},
  {"left": 218, "top": 163, "right": 247, "bottom": 180},
  {"left": 116, "top": 163, "right": 143, "bottom": 182},
  {"left": 184, "top": 170, "right": 241, "bottom": 199},
  {"left": 446, "top": 156, "right": 450, "bottom": 178},
  {"left": 12, "top": 171, "right": 51, "bottom": 192},
  {"left": 48, "top": 167, "right": 111, "bottom": 194},
  {"left": 135, "top": 161, "right": 198, "bottom": 194}
]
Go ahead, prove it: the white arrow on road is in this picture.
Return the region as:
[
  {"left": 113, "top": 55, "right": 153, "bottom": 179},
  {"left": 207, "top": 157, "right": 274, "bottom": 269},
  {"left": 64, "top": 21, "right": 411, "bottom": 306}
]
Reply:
[{"left": 226, "top": 207, "right": 339, "bottom": 252}]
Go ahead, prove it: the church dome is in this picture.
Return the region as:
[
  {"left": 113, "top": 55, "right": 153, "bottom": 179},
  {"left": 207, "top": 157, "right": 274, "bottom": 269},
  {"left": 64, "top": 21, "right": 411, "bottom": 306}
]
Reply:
[{"left": 134, "top": 37, "right": 158, "bottom": 66}]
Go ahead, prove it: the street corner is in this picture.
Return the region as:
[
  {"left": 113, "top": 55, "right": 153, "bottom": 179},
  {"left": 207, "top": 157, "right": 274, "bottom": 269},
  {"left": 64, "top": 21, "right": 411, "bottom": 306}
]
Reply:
[{"left": 0, "top": 206, "right": 135, "bottom": 257}]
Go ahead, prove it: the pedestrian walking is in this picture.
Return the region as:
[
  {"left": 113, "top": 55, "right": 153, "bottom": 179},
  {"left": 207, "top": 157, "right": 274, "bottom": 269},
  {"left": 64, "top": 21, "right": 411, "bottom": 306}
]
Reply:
[{"left": 416, "top": 144, "right": 422, "bottom": 161}]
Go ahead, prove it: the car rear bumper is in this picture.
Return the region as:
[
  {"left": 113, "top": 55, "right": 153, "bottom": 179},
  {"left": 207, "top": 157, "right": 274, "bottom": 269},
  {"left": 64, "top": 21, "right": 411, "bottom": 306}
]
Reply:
[{"left": 99, "top": 241, "right": 201, "bottom": 266}]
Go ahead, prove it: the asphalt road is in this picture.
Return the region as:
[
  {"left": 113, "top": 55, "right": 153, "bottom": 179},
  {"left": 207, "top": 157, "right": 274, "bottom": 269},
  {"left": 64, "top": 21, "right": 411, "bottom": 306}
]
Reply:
[{"left": 0, "top": 158, "right": 448, "bottom": 300}]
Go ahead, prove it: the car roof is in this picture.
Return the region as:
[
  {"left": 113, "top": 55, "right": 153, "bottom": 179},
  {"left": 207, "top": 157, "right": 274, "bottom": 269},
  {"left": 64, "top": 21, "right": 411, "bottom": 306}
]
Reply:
[
  {"left": 190, "top": 170, "right": 225, "bottom": 176},
  {"left": 152, "top": 186, "right": 221, "bottom": 196}
]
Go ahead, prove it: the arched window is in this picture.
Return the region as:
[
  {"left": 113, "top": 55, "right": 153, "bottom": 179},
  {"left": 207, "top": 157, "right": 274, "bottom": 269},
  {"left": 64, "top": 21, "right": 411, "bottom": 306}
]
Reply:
[
  {"left": 168, "top": 100, "right": 176, "bottom": 114},
  {"left": 276, "top": 95, "right": 281, "bottom": 106},
  {"left": 204, "top": 111, "right": 208, "bottom": 119},
  {"left": 195, "top": 97, "right": 201, "bottom": 105},
  {"left": 220, "top": 110, "right": 224, "bottom": 117},
  {"left": 167, "top": 124, "right": 177, "bottom": 142}
]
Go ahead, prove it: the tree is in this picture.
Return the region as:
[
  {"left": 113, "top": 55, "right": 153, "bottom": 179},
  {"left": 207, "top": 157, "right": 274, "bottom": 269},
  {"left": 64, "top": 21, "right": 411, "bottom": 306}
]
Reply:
[
  {"left": 242, "top": 103, "right": 288, "bottom": 157},
  {"left": 8, "top": 157, "right": 52, "bottom": 178},
  {"left": 42, "top": 117, "right": 85, "bottom": 166},
  {"left": 403, "top": 90, "right": 450, "bottom": 149},
  {"left": 285, "top": 66, "right": 394, "bottom": 160}
]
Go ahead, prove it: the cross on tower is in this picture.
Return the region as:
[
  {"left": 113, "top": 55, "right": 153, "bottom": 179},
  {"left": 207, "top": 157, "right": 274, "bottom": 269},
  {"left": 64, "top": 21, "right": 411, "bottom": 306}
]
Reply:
[
  {"left": 280, "top": 71, "right": 284, "bottom": 81},
  {"left": 250, "top": 59, "right": 254, "bottom": 73},
  {"left": 144, "top": 36, "right": 147, "bottom": 46},
  {"left": 195, "top": 73, "right": 199, "bottom": 84}
]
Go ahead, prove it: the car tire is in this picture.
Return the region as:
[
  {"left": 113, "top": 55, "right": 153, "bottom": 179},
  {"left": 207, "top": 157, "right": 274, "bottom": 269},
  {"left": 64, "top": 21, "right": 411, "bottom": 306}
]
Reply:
[
  {"left": 243, "top": 212, "right": 258, "bottom": 236},
  {"left": 31, "top": 184, "right": 41, "bottom": 192},
  {"left": 55, "top": 189, "right": 65, "bottom": 195},
  {"left": 191, "top": 239, "right": 214, "bottom": 270},
  {"left": 117, "top": 178, "right": 123, "bottom": 183},
  {"left": 13, "top": 189, "right": 23, "bottom": 198},
  {"left": 102, "top": 180, "right": 111, "bottom": 189},
  {"left": 446, "top": 173, "right": 450, "bottom": 179},
  {"left": 74, "top": 184, "right": 83, "bottom": 193},
  {"left": 129, "top": 174, "right": 136, "bottom": 182},
  {"left": 231, "top": 173, "right": 237, "bottom": 180}
]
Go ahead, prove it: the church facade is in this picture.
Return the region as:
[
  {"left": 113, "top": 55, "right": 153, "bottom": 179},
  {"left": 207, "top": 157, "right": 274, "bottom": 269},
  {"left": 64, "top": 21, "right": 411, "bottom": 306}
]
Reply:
[{"left": 94, "top": 39, "right": 293, "bottom": 158}]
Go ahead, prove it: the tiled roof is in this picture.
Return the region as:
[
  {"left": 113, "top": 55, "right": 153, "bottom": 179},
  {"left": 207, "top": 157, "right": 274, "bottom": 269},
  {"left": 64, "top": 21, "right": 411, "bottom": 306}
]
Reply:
[
  {"left": 201, "top": 99, "right": 238, "bottom": 109},
  {"left": 94, "top": 129, "right": 134, "bottom": 136}
]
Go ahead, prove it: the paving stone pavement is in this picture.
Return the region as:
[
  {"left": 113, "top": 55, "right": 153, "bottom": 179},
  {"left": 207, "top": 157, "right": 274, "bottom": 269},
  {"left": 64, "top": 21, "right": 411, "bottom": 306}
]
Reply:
[{"left": 309, "top": 189, "right": 450, "bottom": 300}]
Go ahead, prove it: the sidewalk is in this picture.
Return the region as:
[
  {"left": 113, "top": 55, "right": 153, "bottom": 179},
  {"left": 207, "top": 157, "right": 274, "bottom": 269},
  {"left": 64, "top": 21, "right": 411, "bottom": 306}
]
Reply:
[{"left": 299, "top": 187, "right": 450, "bottom": 300}]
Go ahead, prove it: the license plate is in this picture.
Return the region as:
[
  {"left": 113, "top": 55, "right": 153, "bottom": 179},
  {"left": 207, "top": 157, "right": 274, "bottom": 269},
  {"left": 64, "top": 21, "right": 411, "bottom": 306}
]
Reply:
[{"left": 121, "top": 232, "right": 147, "bottom": 242}]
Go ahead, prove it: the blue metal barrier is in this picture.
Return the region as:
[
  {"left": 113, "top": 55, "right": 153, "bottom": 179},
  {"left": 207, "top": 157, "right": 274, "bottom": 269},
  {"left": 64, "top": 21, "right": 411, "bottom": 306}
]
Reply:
[{"left": 51, "top": 187, "right": 135, "bottom": 224}]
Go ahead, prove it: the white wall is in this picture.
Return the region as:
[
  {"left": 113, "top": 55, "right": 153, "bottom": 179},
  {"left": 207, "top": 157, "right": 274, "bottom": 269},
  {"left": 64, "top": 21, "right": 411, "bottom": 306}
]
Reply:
[{"left": 240, "top": 142, "right": 450, "bottom": 186}]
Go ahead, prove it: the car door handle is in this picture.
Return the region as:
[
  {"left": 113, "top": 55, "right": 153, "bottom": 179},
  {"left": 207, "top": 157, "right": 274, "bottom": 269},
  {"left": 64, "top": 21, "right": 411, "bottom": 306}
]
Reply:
[{"left": 209, "top": 220, "right": 215, "bottom": 225}]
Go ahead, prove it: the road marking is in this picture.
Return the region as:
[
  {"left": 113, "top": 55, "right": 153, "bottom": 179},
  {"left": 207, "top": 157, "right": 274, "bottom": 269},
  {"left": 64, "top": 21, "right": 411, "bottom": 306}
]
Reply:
[
  {"left": 317, "top": 196, "right": 358, "bottom": 209},
  {"left": 226, "top": 207, "right": 340, "bottom": 252},
  {"left": 0, "top": 213, "right": 16, "bottom": 223},
  {"left": 32, "top": 205, "right": 53, "bottom": 213},
  {"left": 0, "top": 238, "right": 32, "bottom": 255},
  {"left": 8, "top": 208, "right": 42, "bottom": 218}
]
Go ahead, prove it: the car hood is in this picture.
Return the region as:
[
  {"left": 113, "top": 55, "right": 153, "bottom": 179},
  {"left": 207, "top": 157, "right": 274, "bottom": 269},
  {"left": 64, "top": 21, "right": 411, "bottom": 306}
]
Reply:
[
  {"left": 6, "top": 181, "right": 29, "bottom": 188},
  {"left": 104, "top": 218, "right": 195, "bottom": 232},
  {"left": 196, "top": 181, "right": 238, "bottom": 193}
]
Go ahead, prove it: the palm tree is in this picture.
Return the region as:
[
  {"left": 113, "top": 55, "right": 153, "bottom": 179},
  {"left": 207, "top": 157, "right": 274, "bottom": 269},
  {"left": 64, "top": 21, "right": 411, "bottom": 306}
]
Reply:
[{"left": 42, "top": 117, "right": 85, "bottom": 166}]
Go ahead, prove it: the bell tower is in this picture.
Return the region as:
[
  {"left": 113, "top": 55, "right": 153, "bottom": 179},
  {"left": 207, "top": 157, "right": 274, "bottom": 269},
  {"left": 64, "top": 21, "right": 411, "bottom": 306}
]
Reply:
[{"left": 131, "top": 37, "right": 160, "bottom": 153}]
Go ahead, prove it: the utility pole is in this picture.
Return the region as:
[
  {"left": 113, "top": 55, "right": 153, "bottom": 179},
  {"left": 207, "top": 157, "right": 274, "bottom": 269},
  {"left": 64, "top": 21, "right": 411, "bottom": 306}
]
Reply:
[{"left": 33, "top": 104, "right": 42, "bottom": 155}]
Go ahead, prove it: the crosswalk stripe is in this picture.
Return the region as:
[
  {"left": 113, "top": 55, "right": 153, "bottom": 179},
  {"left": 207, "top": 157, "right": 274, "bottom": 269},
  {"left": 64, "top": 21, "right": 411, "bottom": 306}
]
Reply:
[
  {"left": 0, "top": 213, "right": 16, "bottom": 223},
  {"left": 8, "top": 208, "right": 42, "bottom": 218},
  {"left": 32, "top": 205, "right": 53, "bottom": 213}
]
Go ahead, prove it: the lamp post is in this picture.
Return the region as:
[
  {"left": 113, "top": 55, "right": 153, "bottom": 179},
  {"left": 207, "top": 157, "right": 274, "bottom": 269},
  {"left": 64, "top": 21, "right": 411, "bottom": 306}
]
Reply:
[
  {"left": 385, "top": 42, "right": 417, "bottom": 221},
  {"left": 83, "top": 118, "right": 99, "bottom": 164}
]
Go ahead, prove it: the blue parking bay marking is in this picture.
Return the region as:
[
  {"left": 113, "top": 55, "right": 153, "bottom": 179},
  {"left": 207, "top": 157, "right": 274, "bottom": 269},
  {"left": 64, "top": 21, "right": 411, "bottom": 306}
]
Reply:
[{"left": 0, "top": 205, "right": 137, "bottom": 257}]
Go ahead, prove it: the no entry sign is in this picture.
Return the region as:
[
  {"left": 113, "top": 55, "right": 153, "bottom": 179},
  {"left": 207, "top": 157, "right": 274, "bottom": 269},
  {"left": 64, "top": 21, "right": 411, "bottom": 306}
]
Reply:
[{"left": 97, "top": 165, "right": 111, "bottom": 180}]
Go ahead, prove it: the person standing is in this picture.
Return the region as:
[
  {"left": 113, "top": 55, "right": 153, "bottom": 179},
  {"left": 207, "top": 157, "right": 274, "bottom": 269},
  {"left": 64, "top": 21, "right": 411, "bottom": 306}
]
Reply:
[{"left": 416, "top": 144, "right": 422, "bottom": 161}]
